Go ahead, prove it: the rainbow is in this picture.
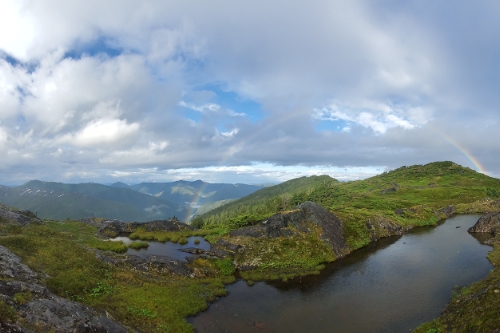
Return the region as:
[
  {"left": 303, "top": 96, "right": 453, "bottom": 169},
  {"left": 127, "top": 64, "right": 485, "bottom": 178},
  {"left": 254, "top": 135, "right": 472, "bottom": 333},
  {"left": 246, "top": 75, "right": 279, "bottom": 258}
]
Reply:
[
  {"left": 439, "top": 132, "right": 487, "bottom": 174},
  {"left": 182, "top": 182, "right": 209, "bottom": 222}
]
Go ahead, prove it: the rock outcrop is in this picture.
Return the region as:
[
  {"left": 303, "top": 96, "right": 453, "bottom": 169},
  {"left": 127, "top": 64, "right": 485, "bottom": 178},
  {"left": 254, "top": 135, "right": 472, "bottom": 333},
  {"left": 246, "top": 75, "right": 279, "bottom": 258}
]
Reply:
[
  {"left": 0, "top": 246, "right": 128, "bottom": 332},
  {"left": 80, "top": 217, "right": 193, "bottom": 237},
  {"left": 468, "top": 212, "right": 500, "bottom": 235},
  {"left": 227, "top": 202, "right": 348, "bottom": 258},
  {"left": 0, "top": 205, "right": 42, "bottom": 227}
]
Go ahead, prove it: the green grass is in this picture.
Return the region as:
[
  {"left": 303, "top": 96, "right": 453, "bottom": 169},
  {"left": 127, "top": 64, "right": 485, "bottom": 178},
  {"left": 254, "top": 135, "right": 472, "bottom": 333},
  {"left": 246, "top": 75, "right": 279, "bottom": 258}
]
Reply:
[
  {"left": 228, "top": 223, "right": 336, "bottom": 278},
  {"left": 128, "top": 241, "right": 149, "bottom": 250},
  {"left": 129, "top": 228, "right": 214, "bottom": 244},
  {"left": 0, "top": 301, "right": 18, "bottom": 323},
  {"left": 0, "top": 220, "right": 232, "bottom": 332}
]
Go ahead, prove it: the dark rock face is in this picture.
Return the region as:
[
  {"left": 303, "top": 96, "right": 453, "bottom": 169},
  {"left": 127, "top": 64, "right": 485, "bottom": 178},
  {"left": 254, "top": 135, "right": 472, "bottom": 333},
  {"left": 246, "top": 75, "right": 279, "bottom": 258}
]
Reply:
[
  {"left": 80, "top": 217, "right": 193, "bottom": 237},
  {"left": 0, "top": 206, "right": 42, "bottom": 226},
  {"left": 468, "top": 212, "right": 500, "bottom": 235},
  {"left": 0, "top": 246, "right": 128, "bottom": 332},
  {"left": 228, "top": 202, "right": 347, "bottom": 257}
]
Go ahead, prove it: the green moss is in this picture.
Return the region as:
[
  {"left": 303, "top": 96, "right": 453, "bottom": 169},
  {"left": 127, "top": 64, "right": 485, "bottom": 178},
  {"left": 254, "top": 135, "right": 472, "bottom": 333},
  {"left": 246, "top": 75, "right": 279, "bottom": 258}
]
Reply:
[
  {"left": 128, "top": 241, "right": 149, "bottom": 250},
  {"left": 13, "top": 291, "right": 33, "bottom": 305},
  {"left": 129, "top": 228, "right": 215, "bottom": 244},
  {"left": 232, "top": 224, "right": 336, "bottom": 274},
  {"left": 0, "top": 300, "right": 18, "bottom": 323}
]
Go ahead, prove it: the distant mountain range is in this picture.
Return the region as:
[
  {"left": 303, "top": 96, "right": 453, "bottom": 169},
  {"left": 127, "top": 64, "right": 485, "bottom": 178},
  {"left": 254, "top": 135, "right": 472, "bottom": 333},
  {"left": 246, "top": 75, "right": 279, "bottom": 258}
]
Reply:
[
  {"left": 111, "top": 180, "right": 262, "bottom": 206},
  {"left": 0, "top": 180, "right": 263, "bottom": 222}
]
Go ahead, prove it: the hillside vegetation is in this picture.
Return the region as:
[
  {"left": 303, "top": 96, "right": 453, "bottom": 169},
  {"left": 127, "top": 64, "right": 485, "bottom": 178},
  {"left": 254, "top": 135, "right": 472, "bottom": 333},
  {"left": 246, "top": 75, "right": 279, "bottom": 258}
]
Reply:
[
  {"left": 198, "top": 175, "right": 337, "bottom": 227},
  {"left": 199, "top": 162, "right": 500, "bottom": 249},
  {"left": 0, "top": 180, "right": 263, "bottom": 222}
]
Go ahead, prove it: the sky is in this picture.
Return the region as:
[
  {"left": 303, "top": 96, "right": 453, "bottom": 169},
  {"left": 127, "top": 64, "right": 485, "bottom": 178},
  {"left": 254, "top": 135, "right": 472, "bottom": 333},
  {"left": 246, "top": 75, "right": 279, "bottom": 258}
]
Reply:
[{"left": 0, "top": 0, "right": 499, "bottom": 185}]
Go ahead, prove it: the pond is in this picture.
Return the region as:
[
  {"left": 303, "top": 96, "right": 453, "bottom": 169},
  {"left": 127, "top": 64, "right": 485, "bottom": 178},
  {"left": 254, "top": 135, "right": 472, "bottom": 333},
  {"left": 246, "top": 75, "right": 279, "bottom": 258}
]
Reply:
[
  {"left": 109, "top": 236, "right": 211, "bottom": 261},
  {"left": 189, "top": 215, "right": 493, "bottom": 333}
]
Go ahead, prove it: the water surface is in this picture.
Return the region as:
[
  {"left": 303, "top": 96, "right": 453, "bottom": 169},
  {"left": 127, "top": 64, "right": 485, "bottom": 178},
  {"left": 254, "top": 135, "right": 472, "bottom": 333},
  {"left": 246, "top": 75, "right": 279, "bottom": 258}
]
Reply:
[
  {"left": 190, "top": 215, "right": 493, "bottom": 333},
  {"left": 110, "top": 236, "right": 210, "bottom": 261}
]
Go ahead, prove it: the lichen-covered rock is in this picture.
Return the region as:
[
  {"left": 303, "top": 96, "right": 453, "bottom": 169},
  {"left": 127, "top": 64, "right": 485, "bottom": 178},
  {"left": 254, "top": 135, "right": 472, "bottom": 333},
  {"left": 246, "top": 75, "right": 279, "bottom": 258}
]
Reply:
[
  {"left": 0, "top": 246, "right": 128, "bottom": 332},
  {"left": 468, "top": 212, "right": 500, "bottom": 235}
]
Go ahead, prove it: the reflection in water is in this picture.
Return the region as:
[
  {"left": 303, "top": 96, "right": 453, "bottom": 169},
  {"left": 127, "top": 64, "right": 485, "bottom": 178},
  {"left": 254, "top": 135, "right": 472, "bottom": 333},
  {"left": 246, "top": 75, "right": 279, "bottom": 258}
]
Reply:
[
  {"left": 109, "top": 236, "right": 210, "bottom": 261},
  {"left": 190, "top": 215, "right": 493, "bottom": 333}
]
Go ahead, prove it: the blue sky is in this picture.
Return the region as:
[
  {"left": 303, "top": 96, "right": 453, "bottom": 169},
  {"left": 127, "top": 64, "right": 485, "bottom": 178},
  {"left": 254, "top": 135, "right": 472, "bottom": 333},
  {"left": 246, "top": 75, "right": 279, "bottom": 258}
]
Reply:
[{"left": 0, "top": 0, "right": 499, "bottom": 185}]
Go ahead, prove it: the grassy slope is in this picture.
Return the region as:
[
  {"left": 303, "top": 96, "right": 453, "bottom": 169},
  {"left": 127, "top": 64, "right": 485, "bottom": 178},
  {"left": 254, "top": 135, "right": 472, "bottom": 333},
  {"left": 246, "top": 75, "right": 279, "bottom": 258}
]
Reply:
[
  {"left": 195, "top": 198, "right": 236, "bottom": 216},
  {"left": 201, "top": 162, "right": 500, "bottom": 247},
  {"left": 200, "top": 175, "right": 338, "bottom": 227}
]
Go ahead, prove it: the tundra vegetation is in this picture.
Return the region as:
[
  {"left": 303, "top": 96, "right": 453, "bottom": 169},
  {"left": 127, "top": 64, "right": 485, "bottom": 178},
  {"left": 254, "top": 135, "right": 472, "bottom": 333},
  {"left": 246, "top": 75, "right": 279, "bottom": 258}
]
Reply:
[{"left": 1, "top": 161, "right": 500, "bottom": 332}]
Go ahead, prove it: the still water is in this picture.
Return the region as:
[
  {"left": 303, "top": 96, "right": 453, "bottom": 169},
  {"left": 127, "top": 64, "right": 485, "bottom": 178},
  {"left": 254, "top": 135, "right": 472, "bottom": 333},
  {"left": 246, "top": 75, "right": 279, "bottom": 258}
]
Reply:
[
  {"left": 110, "top": 236, "right": 210, "bottom": 261},
  {"left": 190, "top": 215, "right": 493, "bottom": 333}
]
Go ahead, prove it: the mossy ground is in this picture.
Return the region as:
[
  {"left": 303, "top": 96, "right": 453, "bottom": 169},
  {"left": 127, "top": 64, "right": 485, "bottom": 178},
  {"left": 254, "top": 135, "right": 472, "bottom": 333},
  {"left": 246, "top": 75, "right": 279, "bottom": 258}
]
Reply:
[
  {"left": 232, "top": 224, "right": 335, "bottom": 272},
  {"left": 0, "top": 221, "right": 234, "bottom": 333},
  {"left": 129, "top": 227, "right": 217, "bottom": 244}
]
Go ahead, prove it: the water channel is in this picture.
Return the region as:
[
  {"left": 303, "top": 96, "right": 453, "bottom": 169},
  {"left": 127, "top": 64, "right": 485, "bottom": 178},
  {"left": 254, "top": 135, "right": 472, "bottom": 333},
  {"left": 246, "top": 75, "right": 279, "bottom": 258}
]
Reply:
[{"left": 189, "top": 215, "right": 493, "bottom": 333}]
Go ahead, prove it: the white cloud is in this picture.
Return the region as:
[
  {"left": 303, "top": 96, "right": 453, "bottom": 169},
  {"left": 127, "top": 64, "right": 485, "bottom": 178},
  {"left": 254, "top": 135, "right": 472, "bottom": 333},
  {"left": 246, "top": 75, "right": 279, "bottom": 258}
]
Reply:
[
  {"left": 65, "top": 118, "right": 140, "bottom": 147},
  {"left": 0, "top": 1, "right": 499, "bottom": 185},
  {"left": 313, "top": 101, "right": 421, "bottom": 134}
]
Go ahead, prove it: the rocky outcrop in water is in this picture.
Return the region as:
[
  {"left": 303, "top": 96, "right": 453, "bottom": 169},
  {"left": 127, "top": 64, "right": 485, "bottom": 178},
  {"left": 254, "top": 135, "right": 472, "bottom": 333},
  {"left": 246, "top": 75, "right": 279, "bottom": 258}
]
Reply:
[
  {"left": 227, "top": 202, "right": 348, "bottom": 257},
  {"left": 468, "top": 212, "right": 500, "bottom": 235},
  {"left": 0, "top": 246, "right": 128, "bottom": 332},
  {"left": 80, "top": 217, "right": 193, "bottom": 237}
]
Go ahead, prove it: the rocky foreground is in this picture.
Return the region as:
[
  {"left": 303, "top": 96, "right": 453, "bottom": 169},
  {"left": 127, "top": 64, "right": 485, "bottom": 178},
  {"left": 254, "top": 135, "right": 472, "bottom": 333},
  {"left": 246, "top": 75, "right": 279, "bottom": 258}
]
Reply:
[{"left": 0, "top": 245, "right": 128, "bottom": 332}]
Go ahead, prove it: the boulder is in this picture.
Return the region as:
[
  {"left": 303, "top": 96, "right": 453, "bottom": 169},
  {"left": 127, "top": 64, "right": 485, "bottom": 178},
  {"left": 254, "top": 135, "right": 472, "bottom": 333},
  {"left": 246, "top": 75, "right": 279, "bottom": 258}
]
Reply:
[{"left": 468, "top": 212, "right": 500, "bottom": 235}]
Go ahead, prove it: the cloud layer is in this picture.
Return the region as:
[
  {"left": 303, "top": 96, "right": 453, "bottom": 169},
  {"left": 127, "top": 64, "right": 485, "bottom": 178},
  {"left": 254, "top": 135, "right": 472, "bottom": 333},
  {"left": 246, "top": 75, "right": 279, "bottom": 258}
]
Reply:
[{"left": 0, "top": 0, "right": 499, "bottom": 185}]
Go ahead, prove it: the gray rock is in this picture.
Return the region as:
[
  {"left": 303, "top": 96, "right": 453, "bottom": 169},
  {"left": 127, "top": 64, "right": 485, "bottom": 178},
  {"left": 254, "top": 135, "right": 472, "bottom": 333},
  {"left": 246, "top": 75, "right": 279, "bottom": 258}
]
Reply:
[
  {"left": 468, "top": 212, "right": 500, "bottom": 235},
  {"left": 0, "top": 206, "right": 42, "bottom": 226}
]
